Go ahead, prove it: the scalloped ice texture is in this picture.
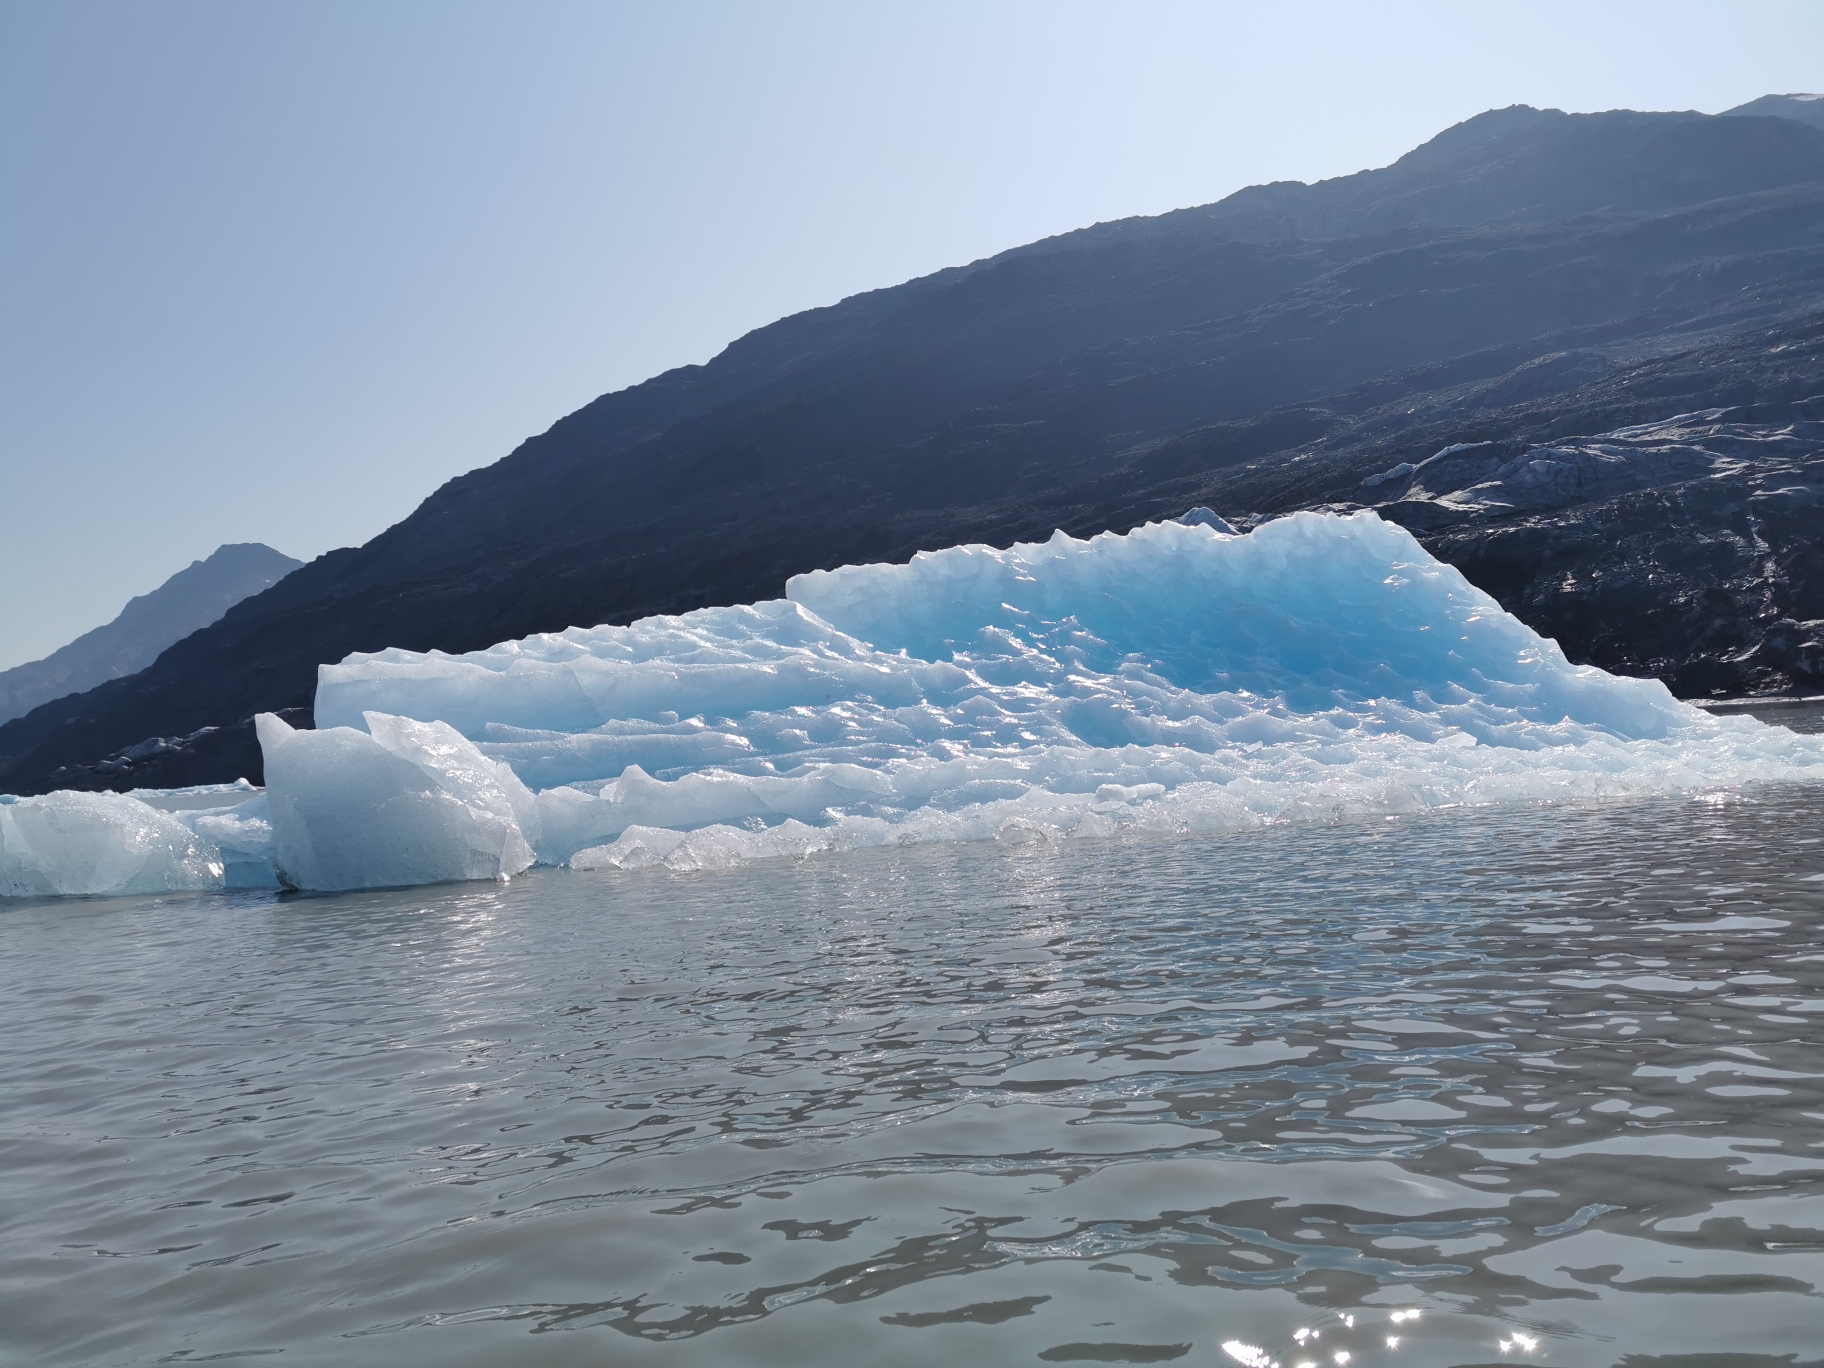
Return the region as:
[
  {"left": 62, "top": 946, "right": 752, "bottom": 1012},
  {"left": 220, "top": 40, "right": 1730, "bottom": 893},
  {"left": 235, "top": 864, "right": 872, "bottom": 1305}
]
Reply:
[
  {"left": 299, "top": 512, "right": 1824, "bottom": 883},
  {"left": 7, "top": 513, "right": 1824, "bottom": 896}
]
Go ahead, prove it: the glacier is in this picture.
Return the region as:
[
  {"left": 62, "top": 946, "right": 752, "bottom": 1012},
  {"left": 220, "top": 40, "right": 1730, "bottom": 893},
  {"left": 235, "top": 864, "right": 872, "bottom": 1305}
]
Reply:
[{"left": 6, "top": 511, "right": 1824, "bottom": 896}]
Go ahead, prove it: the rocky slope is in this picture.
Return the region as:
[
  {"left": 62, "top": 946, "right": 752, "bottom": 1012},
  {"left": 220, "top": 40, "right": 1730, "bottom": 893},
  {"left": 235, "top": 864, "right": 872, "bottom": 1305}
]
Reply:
[
  {"left": 1198, "top": 323, "right": 1824, "bottom": 698},
  {"left": 4, "top": 103, "right": 1823, "bottom": 793}
]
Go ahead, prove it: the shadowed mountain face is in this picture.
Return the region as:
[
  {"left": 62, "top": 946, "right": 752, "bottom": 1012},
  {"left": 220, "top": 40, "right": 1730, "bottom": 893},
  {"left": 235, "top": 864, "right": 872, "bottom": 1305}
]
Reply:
[
  {"left": 4, "top": 103, "right": 1824, "bottom": 793},
  {"left": 1185, "top": 321, "right": 1824, "bottom": 700},
  {"left": 0, "top": 544, "right": 301, "bottom": 726}
]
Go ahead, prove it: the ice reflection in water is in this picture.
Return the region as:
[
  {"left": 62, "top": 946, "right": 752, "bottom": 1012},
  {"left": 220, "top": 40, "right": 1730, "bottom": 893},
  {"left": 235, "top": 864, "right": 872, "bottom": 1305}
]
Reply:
[{"left": 4, "top": 761, "right": 1824, "bottom": 1365}]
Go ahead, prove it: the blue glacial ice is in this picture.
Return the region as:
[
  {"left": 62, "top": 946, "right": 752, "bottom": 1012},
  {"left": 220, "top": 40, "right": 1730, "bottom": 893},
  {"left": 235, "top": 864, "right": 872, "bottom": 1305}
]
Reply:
[
  {"left": 0, "top": 782, "right": 274, "bottom": 898},
  {"left": 257, "top": 711, "right": 537, "bottom": 891},
  {"left": 6, "top": 511, "right": 1823, "bottom": 895}
]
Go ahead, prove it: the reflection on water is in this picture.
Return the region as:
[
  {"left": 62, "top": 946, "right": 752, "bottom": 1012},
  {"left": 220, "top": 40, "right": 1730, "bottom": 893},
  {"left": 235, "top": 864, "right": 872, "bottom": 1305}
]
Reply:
[{"left": 4, "top": 777, "right": 1824, "bottom": 1364}]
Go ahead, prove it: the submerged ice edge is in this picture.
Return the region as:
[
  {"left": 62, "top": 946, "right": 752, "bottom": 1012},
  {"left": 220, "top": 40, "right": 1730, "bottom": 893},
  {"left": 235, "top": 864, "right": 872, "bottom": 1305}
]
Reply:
[{"left": 6, "top": 512, "right": 1824, "bottom": 896}]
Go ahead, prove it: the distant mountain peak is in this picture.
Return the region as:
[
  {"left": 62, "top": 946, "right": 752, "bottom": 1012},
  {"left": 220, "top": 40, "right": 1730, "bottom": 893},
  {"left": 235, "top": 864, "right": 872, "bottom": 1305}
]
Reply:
[
  {"left": 1724, "top": 93, "right": 1824, "bottom": 132},
  {"left": 0, "top": 543, "right": 302, "bottom": 725}
]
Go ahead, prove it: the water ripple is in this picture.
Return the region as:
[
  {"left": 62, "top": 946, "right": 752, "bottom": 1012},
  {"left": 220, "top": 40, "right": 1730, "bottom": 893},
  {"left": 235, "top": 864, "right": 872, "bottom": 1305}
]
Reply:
[{"left": 3, "top": 779, "right": 1823, "bottom": 1365}]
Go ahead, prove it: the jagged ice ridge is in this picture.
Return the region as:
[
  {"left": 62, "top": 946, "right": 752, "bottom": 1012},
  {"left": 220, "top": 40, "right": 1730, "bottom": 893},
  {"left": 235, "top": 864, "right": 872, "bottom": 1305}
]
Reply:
[{"left": 5, "top": 513, "right": 1822, "bottom": 896}]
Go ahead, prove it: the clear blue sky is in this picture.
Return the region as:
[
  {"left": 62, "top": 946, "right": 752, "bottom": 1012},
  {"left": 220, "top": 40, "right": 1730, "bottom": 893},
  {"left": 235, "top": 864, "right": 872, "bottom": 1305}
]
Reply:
[{"left": 2, "top": 0, "right": 1819, "bottom": 670}]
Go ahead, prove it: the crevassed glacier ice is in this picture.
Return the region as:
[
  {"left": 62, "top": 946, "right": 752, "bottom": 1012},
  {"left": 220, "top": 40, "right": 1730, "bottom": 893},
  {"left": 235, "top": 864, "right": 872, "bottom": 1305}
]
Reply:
[{"left": 8, "top": 512, "right": 1824, "bottom": 897}]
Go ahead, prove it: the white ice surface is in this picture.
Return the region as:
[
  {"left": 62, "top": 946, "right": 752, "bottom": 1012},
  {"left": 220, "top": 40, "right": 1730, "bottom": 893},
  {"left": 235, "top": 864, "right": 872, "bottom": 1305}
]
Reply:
[
  {"left": 311, "top": 512, "right": 1824, "bottom": 881},
  {"left": 257, "top": 712, "right": 535, "bottom": 892},
  {"left": 0, "top": 783, "right": 277, "bottom": 898},
  {"left": 7, "top": 512, "right": 1824, "bottom": 895},
  {"left": 0, "top": 791, "right": 225, "bottom": 897}
]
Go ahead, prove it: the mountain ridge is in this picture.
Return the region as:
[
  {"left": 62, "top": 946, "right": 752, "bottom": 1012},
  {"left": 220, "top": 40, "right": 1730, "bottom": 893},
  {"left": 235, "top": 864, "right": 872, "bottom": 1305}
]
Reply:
[
  {"left": 1726, "top": 92, "right": 1824, "bottom": 133},
  {"left": 0, "top": 544, "right": 301, "bottom": 727}
]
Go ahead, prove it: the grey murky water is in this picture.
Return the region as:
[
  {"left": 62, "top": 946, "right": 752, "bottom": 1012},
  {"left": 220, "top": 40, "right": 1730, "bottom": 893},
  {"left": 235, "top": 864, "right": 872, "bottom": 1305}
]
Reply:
[{"left": 5, "top": 717, "right": 1824, "bottom": 1366}]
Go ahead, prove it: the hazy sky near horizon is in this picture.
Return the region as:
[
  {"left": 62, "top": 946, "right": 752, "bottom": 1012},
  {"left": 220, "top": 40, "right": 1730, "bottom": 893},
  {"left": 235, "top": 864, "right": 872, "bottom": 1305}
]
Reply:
[{"left": 2, "top": 1, "right": 1820, "bottom": 670}]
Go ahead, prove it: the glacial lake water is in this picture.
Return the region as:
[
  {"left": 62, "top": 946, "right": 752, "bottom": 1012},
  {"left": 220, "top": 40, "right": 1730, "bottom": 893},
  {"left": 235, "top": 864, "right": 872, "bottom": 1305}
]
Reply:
[{"left": 4, "top": 704, "right": 1824, "bottom": 1367}]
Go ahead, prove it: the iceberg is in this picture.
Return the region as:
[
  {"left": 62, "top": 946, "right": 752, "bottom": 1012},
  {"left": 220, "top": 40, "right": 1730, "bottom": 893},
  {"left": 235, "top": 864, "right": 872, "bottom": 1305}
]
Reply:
[
  {"left": 0, "top": 781, "right": 271, "bottom": 898},
  {"left": 7, "top": 512, "right": 1824, "bottom": 896},
  {"left": 0, "top": 790, "right": 224, "bottom": 897},
  {"left": 256, "top": 712, "right": 536, "bottom": 892}
]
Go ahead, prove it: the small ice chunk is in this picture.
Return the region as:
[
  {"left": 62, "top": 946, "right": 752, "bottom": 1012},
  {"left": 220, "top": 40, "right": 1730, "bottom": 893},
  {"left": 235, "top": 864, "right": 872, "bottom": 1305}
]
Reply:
[
  {"left": 0, "top": 791, "right": 223, "bottom": 897},
  {"left": 188, "top": 794, "right": 280, "bottom": 890},
  {"left": 571, "top": 825, "right": 688, "bottom": 871},
  {"left": 571, "top": 817, "right": 833, "bottom": 872},
  {"left": 1177, "top": 506, "right": 1238, "bottom": 534},
  {"left": 257, "top": 711, "right": 535, "bottom": 891},
  {"left": 1096, "top": 782, "right": 1166, "bottom": 803}
]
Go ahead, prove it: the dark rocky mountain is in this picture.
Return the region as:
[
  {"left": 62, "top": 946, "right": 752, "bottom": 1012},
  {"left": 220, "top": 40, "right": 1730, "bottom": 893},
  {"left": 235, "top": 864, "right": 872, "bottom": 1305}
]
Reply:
[
  {"left": 4, "top": 102, "right": 1823, "bottom": 794},
  {"left": 1185, "top": 317, "right": 1824, "bottom": 699},
  {"left": 0, "top": 544, "right": 300, "bottom": 726}
]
